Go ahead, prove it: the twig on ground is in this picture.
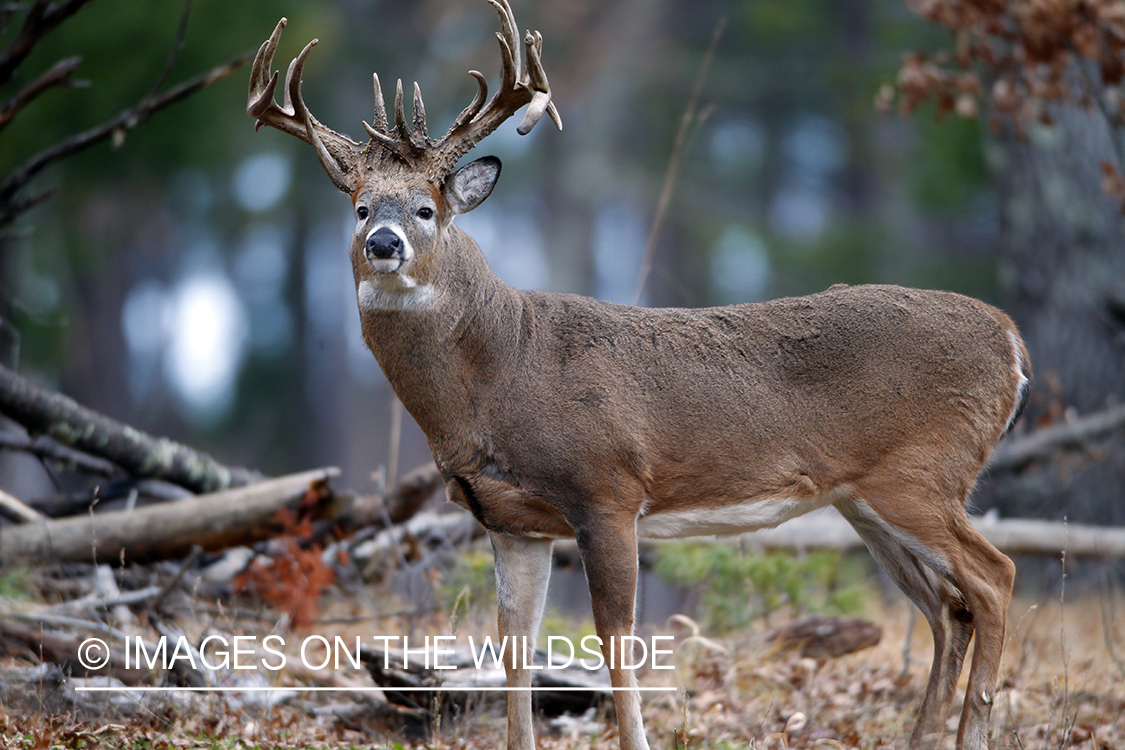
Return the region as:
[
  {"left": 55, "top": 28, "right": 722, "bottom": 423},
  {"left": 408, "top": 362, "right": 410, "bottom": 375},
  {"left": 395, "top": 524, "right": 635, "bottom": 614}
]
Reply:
[
  {"left": 46, "top": 584, "right": 163, "bottom": 614},
  {"left": 0, "top": 431, "right": 120, "bottom": 478},
  {"left": 149, "top": 544, "right": 203, "bottom": 613}
]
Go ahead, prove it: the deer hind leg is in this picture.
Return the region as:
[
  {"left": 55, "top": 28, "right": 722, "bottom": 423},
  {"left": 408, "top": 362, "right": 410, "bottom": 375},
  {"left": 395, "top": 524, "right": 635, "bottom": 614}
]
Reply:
[
  {"left": 837, "top": 496, "right": 977, "bottom": 750},
  {"left": 841, "top": 483, "right": 1015, "bottom": 750},
  {"left": 575, "top": 513, "right": 651, "bottom": 750},
  {"left": 490, "top": 532, "right": 554, "bottom": 750},
  {"left": 950, "top": 521, "right": 1014, "bottom": 750}
]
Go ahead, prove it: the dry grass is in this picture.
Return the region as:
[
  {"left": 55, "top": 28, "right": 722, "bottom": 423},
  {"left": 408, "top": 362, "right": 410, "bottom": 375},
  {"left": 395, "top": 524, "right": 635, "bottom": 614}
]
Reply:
[{"left": 2, "top": 589, "right": 1124, "bottom": 749}]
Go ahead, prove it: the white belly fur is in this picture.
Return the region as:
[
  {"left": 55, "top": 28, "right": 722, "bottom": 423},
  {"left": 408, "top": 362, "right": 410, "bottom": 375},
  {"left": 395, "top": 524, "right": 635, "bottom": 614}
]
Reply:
[{"left": 636, "top": 489, "right": 846, "bottom": 539}]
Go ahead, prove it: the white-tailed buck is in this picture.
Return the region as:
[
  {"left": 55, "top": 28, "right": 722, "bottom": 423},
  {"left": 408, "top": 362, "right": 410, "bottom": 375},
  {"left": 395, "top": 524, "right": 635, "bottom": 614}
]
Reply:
[{"left": 248, "top": 3, "right": 1030, "bottom": 748}]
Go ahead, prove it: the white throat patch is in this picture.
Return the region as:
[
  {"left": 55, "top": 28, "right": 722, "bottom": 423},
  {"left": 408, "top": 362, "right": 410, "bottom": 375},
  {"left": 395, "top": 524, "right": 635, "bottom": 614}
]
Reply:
[{"left": 357, "top": 277, "right": 435, "bottom": 312}]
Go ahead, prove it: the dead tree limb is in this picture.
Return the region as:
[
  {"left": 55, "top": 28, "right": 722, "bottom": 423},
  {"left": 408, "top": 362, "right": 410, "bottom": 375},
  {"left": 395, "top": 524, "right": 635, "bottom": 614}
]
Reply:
[
  {"left": 988, "top": 402, "right": 1125, "bottom": 472},
  {"left": 0, "top": 49, "right": 253, "bottom": 224},
  {"left": 0, "top": 0, "right": 94, "bottom": 87},
  {"left": 0, "top": 431, "right": 120, "bottom": 477},
  {"left": 0, "top": 364, "right": 258, "bottom": 492},
  {"left": 0, "top": 486, "right": 43, "bottom": 523},
  {"left": 0, "top": 55, "right": 83, "bottom": 132},
  {"left": 0, "top": 621, "right": 147, "bottom": 685},
  {"left": 0, "top": 467, "right": 341, "bottom": 565},
  {"left": 549, "top": 512, "right": 1125, "bottom": 560},
  {"left": 344, "top": 463, "right": 444, "bottom": 531}
]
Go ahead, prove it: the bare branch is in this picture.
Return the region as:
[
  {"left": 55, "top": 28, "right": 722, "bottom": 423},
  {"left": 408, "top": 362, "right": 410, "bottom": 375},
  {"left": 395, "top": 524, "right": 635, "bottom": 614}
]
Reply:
[
  {"left": 0, "top": 486, "right": 44, "bottom": 523},
  {"left": 0, "top": 364, "right": 259, "bottom": 493},
  {"left": 144, "top": 0, "right": 192, "bottom": 101},
  {"left": 0, "top": 55, "right": 83, "bottom": 133},
  {"left": 633, "top": 17, "right": 726, "bottom": 305},
  {"left": 0, "top": 468, "right": 340, "bottom": 565},
  {"left": 0, "top": 431, "right": 120, "bottom": 477},
  {"left": 988, "top": 402, "right": 1125, "bottom": 472},
  {"left": 0, "top": 0, "right": 94, "bottom": 88},
  {"left": 0, "top": 50, "right": 253, "bottom": 225}
]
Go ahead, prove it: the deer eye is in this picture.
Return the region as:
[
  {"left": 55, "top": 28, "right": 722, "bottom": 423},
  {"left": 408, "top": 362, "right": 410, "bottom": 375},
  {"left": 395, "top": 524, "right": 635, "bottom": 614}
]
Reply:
[
  {"left": 356, "top": 206, "right": 369, "bottom": 220},
  {"left": 416, "top": 207, "right": 434, "bottom": 220}
]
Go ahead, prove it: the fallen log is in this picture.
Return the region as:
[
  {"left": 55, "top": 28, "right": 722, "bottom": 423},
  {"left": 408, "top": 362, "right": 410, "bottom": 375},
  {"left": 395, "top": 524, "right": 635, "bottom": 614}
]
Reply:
[
  {"left": 762, "top": 614, "right": 882, "bottom": 659},
  {"left": 0, "top": 488, "right": 45, "bottom": 524},
  {"left": 987, "top": 402, "right": 1125, "bottom": 473},
  {"left": 360, "top": 642, "right": 610, "bottom": 717},
  {"left": 0, "top": 468, "right": 341, "bottom": 566},
  {"left": 0, "top": 364, "right": 259, "bottom": 492},
  {"left": 550, "top": 511, "right": 1125, "bottom": 559},
  {"left": 0, "top": 621, "right": 147, "bottom": 685}
]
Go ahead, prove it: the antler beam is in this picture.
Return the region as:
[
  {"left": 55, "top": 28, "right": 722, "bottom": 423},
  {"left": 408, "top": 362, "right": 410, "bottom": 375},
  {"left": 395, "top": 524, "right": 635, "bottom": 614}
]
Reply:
[
  {"left": 247, "top": 18, "right": 362, "bottom": 192},
  {"left": 250, "top": 0, "right": 562, "bottom": 189}
]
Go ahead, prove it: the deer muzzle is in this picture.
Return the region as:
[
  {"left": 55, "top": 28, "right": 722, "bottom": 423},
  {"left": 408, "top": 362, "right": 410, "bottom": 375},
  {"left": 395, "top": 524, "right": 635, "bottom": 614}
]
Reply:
[{"left": 366, "top": 227, "right": 403, "bottom": 260}]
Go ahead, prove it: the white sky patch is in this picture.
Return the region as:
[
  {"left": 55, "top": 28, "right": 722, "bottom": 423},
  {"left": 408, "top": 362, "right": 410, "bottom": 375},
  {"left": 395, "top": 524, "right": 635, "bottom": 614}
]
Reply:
[
  {"left": 233, "top": 153, "right": 292, "bottom": 213},
  {"left": 709, "top": 117, "right": 765, "bottom": 176},
  {"left": 458, "top": 205, "right": 547, "bottom": 290},
  {"left": 711, "top": 227, "right": 771, "bottom": 303},
  {"left": 122, "top": 280, "right": 171, "bottom": 356},
  {"left": 593, "top": 205, "right": 645, "bottom": 304},
  {"left": 164, "top": 271, "right": 248, "bottom": 422}
]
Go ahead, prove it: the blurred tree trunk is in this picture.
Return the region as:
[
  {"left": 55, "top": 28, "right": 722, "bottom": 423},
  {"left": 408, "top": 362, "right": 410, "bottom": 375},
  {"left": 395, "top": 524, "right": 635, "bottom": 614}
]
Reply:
[{"left": 984, "top": 101, "right": 1125, "bottom": 524}]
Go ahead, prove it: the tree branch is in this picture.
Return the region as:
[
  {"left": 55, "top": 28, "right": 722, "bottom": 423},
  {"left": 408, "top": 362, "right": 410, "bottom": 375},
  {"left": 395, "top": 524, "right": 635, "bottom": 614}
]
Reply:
[
  {"left": 0, "top": 431, "right": 119, "bottom": 476},
  {"left": 988, "top": 402, "right": 1125, "bottom": 473},
  {"left": 0, "top": 468, "right": 340, "bottom": 565},
  {"left": 0, "top": 54, "right": 83, "bottom": 133},
  {"left": 0, "top": 364, "right": 259, "bottom": 493},
  {"left": 0, "top": 49, "right": 253, "bottom": 224},
  {"left": 0, "top": 0, "right": 93, "bottom": 88}
]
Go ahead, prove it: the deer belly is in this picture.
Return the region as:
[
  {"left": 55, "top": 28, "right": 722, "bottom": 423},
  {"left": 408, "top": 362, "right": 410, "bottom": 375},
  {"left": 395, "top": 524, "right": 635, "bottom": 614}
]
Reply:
[{"left": 636, "top": 490, "right": 843, "bottom": 539}]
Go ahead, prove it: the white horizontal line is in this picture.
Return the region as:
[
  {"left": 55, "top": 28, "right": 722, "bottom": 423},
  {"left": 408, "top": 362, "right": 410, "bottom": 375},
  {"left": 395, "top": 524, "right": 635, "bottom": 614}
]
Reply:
[{"left": 74, "top": 686, "right": 677, "bottom": 693}]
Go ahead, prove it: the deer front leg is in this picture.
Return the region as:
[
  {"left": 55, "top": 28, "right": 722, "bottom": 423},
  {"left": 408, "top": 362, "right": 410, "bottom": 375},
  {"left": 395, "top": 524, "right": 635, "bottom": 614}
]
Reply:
[
  {"left": 576, "top": 516, "right": 651, "bottom": 750},
  {"left": 491, "top": 532, "right": 553, "bottom": 750}
]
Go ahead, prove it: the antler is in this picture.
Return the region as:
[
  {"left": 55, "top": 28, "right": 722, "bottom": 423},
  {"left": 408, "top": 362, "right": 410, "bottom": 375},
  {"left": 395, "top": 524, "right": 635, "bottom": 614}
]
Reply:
[
  {"left": 425, "top": 0, "right": 563, "bottom": 179},
  {"left": 249, "top": 1, "right": 561, "bottom": 190},
  {"left": 361, "top": 0, "right": 562, "bottom": 181},
  {"left": 247, "top": 18, "right": 363, "bottom": 192}
]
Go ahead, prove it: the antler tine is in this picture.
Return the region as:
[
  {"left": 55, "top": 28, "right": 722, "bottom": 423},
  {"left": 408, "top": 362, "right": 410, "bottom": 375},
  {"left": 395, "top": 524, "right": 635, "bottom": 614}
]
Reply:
[
  {"left": 493, "top": 31, "right": 518, "bottom": 95},
  {"left": 488, "top": 0, "right": 522, "bottom": 80},
  {"left": 412, "top": 82, "right": 430, "bottom": 147},
  {"left": 393, "top": 79, "right": 412, "bottom": 144},
  {"left": 248, "top": 18, "right": 286, "bottom": 108},
  {"left": 247, "top": 18, "right": 362, "bottom": 193},
  {"left": 528, "top": 29, "right": 562, "bottom": 130},
  {"left": 371, "top": 73, "right": 389, "bottom": 133},
  {"left": 517, "top": 31, "right": 551, "bottom": 134},
  {"left": 424, "top": 0, "right": 561, "bottom": 180},
  {"left": 363, "top": 73, "right": 415, "bottom": 162},
  {"left": 449, "top": 70, "right": 489, "bottom": 132}
]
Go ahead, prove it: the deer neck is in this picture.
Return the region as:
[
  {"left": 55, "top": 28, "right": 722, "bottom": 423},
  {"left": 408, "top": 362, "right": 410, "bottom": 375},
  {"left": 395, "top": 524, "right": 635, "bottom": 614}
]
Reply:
[{"left": 356, "top": 224, "right": 523, "bottom": 444}]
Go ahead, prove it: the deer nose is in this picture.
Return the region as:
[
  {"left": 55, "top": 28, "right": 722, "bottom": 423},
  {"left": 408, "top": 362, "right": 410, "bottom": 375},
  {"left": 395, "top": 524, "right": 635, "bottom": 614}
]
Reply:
[{"left": 366, "top": 227, "right": 402, "bottom": 259}]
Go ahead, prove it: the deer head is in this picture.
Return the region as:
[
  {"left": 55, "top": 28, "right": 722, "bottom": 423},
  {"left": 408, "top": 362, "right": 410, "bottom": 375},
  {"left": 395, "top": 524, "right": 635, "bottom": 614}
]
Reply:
[{"left": 247, "top": 0, "right": 561, "bottom": 308}]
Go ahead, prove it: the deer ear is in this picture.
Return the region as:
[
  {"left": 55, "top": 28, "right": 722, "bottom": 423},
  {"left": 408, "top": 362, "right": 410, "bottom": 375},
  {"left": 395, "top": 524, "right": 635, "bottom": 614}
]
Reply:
[{"left": 443, "top": 156, "right": 501, "bottom": 216}]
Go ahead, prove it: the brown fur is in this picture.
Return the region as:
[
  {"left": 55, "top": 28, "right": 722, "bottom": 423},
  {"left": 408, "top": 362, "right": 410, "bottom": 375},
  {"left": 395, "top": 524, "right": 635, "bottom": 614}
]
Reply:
[
  {"left": 253, "top": 9, "right": 1029, "bottom": 742},
  {"left": 348, "top": 197, "right": 1028, "bottom": 750}
]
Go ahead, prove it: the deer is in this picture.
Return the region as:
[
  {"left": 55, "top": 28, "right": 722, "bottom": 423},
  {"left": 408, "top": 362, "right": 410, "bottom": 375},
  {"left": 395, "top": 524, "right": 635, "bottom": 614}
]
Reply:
[{"left": 247, "top": 2, "right": 1030, "bottom": 748}]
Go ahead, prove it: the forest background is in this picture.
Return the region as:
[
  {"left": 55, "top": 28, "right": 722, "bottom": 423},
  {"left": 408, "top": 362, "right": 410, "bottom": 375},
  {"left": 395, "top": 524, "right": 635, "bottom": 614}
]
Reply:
[{"left": 2, "top": 0, "right": 1123, "bottom": 537}]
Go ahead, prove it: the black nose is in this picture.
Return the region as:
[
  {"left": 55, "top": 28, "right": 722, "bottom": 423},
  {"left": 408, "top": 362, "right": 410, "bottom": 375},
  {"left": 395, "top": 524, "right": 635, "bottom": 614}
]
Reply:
[{"left": 366, "top": 227, "right": 402, "bottom": 259}]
